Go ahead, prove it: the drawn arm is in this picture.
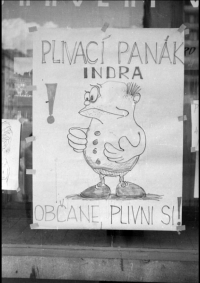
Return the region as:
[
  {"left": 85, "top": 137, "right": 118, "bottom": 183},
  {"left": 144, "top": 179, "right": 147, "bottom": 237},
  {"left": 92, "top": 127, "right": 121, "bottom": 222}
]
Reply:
[
  {"left": 104, "top": 130, "right": 146, "bottom": 163},
  {"left": 67, "top": 127, "right": 88, "bottom": 153}
]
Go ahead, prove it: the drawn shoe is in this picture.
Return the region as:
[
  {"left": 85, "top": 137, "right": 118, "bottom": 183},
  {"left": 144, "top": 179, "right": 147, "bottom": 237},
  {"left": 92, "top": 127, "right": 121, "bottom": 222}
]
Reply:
[
  {"left": 116, "top": 182, "right": 146, "bottom": 198},
  {"left": 80, "top": 183, "right": 111, "bottom": 199}
]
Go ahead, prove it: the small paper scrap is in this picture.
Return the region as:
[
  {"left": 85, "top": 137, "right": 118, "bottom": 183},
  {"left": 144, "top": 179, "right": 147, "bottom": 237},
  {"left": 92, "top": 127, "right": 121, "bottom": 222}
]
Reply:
[
  {"left": 101, "top": 22, "right": 109, "bottom": 32},
  {"left": 29, "top": 26, "right": 38, "bottom": 32},
  {"left": 176, "top": 225, "right": 186, "bottom": 231},
  {"left": 30, "top": 223, "right": 39, "bottom": 229},
  {"left": 25, "top": 136, "right": 36, "bottom": 143},
  {"left": 26, "top": 169, "right": 36, "bottom": 175},
  {"left": 24, "top": 85, "right": 37, "bottom": 91},
  {"left": 185, "top": 29, "right": 190, "bottom": 35},
  {"left": 178, "top": 24, "right": 186, "bottom": 33},
  {"left": 17, "top": 187, "right": 21, "bottom": 192},
  {"left": 178, "top": 115, "right": 187, "bottom": 121},
  {"left": 45, "top": 1, "right": 57, "bottom": 6}
]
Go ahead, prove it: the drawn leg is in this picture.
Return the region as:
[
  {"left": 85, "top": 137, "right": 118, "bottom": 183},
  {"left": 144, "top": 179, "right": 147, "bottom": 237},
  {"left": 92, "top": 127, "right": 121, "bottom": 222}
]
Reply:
[
  {"left": 80, "top": 174, "right": 111, "bottom": 199},
  {"left": 116, "top": 173, "right": 146, "bottom": 199},
  {"left": 99, "top": 174, "right": 105, "bottom": 186}
]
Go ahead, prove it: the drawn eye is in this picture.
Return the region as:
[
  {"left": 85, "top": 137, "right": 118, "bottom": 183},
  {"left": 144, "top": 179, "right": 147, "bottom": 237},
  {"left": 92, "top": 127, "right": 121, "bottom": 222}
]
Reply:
[
  {"left": 84, "top": 92, "right": 90, "bottom": 102},
  {"left": 89, "top": 87, "right": 99, "bottom": 103}
]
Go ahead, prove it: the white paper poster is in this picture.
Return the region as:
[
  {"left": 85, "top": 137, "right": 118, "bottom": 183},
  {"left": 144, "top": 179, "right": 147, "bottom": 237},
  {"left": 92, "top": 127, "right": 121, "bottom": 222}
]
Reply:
[
  {"left": 33, "top": 28, "right": 184, "bottom": 230},
  {"left": 191, "top": 100, "right": 199, "bottom": 198},
  {"left": 191, "top": 100, "right": 199, "bottom": 152},
  {"left": 2, "top": 119, "right": 21, "bottom": 191}
]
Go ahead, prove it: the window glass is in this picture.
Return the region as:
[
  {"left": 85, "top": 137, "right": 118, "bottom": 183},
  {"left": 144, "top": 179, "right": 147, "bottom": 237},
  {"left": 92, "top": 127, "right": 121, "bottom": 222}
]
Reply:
[
  {"left": 2, "top": 0, "right": 198, "bottom": 228},
  {"left": 2, "top": 0, "right": 144, "bottom": 206}
]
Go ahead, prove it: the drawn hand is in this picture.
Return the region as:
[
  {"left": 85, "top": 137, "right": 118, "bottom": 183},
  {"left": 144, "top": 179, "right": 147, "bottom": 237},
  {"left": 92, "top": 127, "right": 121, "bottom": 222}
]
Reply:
[
  {"left": 67, "top": 127, "right": 87, "bottom": 153},
  {"left": 104, "top": 135, "right": 141, "bottom": 163}
]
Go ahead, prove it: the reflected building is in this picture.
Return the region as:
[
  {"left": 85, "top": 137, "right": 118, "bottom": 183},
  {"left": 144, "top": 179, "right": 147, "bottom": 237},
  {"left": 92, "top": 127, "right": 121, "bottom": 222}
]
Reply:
[
  {"left": 2, "top": 49, "right": 33, "bottom": 121},
  {"left": 2, "top": 50, "right": 15, "bottom": 119}
]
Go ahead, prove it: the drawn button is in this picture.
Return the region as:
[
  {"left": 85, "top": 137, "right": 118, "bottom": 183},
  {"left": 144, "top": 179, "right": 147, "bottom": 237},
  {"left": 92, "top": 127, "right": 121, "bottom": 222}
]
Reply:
[
  {"left": 93, "top": 139, "right": 98, "bottom": 145},
  {"left": 93, "top": 149, "right": 97, "bottom": 154},
  {"left": 96, "top": 159, "right": 101, "bottom": 165},
  {"left": 94, "top": 131, "right": 101, "bottom": 136}
]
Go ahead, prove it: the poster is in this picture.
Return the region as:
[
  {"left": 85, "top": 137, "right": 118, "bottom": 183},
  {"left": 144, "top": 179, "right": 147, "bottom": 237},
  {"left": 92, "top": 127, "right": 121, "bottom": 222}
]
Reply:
[
  {"left": 33, "top": 28, "right": 184, "bottom": 230},
  {"left": 191, "top": 100, "right": 199, "bottom": 152},
  {"left": 2, "top": 119, "right": 21, "bottom": 191},
  {"left": 191, "top": 100, "right": 199, "bottom": 198}
]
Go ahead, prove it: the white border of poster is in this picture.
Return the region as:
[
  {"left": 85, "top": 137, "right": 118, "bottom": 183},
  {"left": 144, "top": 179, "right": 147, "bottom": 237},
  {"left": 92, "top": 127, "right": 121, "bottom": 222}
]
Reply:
[{"left": 32, "top": 28, "right": 184, "bottom": 230}]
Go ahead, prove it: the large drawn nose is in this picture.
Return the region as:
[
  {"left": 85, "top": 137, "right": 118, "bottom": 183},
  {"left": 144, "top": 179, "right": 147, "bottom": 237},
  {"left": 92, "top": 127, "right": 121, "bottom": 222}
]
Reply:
[{"left": 84, "top": 100, "right": 90, "bottom": 106}]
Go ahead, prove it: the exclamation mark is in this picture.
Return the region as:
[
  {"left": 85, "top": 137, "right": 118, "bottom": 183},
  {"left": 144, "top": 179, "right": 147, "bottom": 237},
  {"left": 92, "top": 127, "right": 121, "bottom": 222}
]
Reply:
[
  {"left": 45, "top": 83, "right": 57, "bottom": 124},
  {"left": 177, "top": 197, "right": 182, "bottom": 225}
]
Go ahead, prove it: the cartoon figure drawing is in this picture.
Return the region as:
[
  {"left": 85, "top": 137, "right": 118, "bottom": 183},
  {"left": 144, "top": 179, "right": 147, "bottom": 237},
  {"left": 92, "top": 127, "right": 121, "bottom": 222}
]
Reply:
[
  {"left": 2, "top": 158, "right": 10, "bottom": 183},
  {"left": 67, "top": 81, "right": 146, "bottom": 199},
  {"left": 2, "top": 121, "right": 13, "bottom": 154},
  {"left": 2, "top": 121, "right": 13, "bottom": 186}
]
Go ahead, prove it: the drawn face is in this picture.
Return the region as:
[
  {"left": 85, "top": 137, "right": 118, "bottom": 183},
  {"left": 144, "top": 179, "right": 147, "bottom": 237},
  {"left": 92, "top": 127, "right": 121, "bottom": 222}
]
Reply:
[
  {"left": 79, "top": 82, "right": 138, "bottom": 122},
  {"left": 84, "top": 86, "right": 100, "bottom": 105}
]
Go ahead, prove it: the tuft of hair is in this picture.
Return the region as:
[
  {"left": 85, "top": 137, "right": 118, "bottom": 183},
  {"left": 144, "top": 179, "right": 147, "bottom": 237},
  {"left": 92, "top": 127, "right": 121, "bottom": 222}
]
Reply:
[
  {"left": 90, "top": 83, "right": 102, "bottom": 88},
  {"left": 127, "top": 82, "right": 141, "bottom": 97}
]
